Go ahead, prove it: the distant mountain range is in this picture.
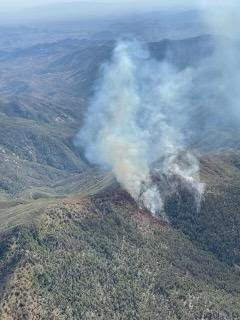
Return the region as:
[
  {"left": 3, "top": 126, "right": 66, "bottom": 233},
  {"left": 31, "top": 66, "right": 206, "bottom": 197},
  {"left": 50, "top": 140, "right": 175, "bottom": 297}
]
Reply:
[
  {"left": 0, "top": 18, "right": 240, "bottom": 318},
  {"left": 0, "top": 34, "right": 239, "bottom": 199}
]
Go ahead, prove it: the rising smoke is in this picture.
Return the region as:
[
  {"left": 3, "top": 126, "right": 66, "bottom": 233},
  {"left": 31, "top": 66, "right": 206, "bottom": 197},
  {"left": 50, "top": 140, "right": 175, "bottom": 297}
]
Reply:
[
  {"left": 76, "top": 40, "right": 205, "bottom": 218},
  {"left": 75, "top": 2, "right": 240, "bottom": 218},
  {"left": 201, "top": 2, "right": 240, "bottom": 121}
]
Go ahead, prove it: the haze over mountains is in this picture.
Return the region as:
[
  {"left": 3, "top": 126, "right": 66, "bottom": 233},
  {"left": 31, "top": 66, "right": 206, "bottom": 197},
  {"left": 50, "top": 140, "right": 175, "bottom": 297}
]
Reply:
[
  {"left": 0, "top": 1, "right": 203, "bottom": 23},
  {"left": 1, "top": 30, "right": 239, "bottom": 200},
  {"left": 0, "top": 33, "right": 228, "bottom": 199},
  {"left": 0, "top": 9, "right": 208, "bottom": 201},
  {"left": 0, "top": 4, "right": 240, "bottom": 319}
]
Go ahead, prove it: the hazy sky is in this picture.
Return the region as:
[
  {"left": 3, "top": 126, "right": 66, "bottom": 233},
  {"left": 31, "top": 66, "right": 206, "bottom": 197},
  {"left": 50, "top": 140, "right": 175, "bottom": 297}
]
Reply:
[
  {"left": 0, "top": 0, "right": 196, "bottom": 11},
  {"left": 0, "top": 0, "right": 236, "bottom": 12},
  {"left": 0, "top": 0, "right": 236, "bottom": 25},
  {"left": 0, "top": 0, "right": 198, "bottom": 23},
  {"left": 0, "top": 0, "right": 236, "bottom": 10}
]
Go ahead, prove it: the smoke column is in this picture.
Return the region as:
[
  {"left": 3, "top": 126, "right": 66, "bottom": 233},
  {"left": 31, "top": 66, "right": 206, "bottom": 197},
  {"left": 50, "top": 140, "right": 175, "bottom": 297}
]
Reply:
[
  {"left": 200, "top": 1, "right": 240, "bottom": 121},
  {"left": 76, "top": 40, "right": 205, "bottom": 218}
]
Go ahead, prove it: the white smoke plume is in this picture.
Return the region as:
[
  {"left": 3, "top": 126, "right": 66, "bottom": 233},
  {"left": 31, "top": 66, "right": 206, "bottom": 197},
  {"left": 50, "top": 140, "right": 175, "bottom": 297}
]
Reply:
[
  {"left": 200, "top": 2, "right": 240, "bottom": 120},
  {"left": 76, "top": 40, "right": 205, "bottom": 218}
]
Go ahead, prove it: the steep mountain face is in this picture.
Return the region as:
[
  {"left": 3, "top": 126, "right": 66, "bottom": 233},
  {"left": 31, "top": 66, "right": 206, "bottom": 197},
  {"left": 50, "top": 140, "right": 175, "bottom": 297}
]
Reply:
[
  {"left": 0, "top": 155, "right": 240, "bottom": 319},
  {"left": 167, "top": 152, "right": 240, "bottom": 266},
  {"left": 0, "top": 30, "right": 240, "bottom": 320}
]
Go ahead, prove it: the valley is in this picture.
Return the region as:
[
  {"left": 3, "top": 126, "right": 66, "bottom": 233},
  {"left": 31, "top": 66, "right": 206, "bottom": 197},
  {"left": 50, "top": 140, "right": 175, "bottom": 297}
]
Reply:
[{"left": 0, "top": 9, "right": 240, "bottom": 319}]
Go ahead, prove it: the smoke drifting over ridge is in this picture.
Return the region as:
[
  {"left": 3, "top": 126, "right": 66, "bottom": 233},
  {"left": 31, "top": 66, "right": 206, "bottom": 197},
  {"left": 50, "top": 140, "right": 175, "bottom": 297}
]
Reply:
[
  {"left": 77, "top": 40, "right": 205, "bottom": 218},
  {"left": 202, "top": 3, "right": 240, "bottom": 122}
]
